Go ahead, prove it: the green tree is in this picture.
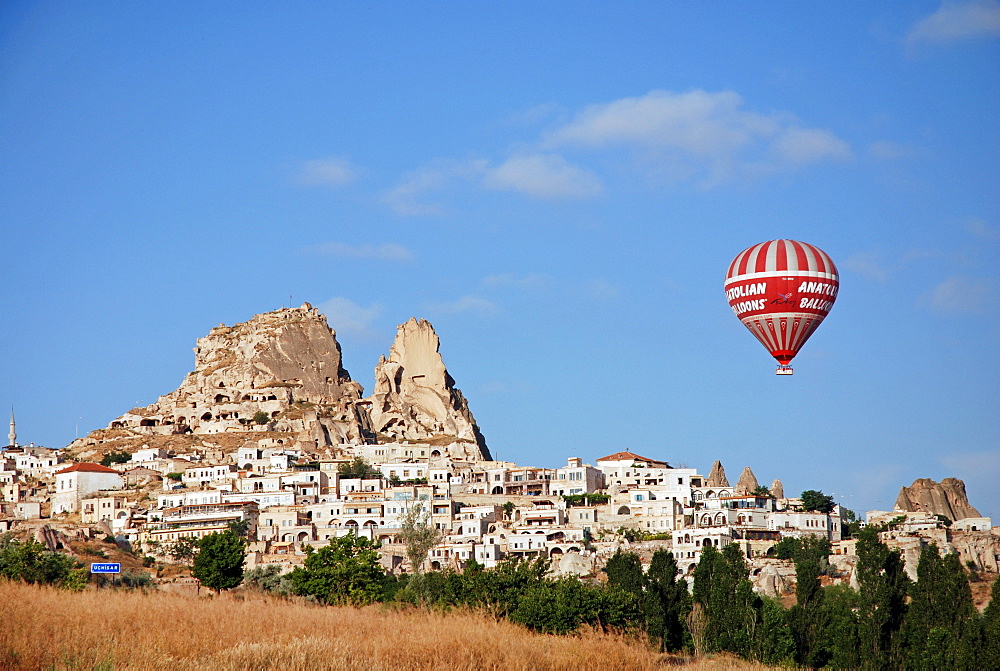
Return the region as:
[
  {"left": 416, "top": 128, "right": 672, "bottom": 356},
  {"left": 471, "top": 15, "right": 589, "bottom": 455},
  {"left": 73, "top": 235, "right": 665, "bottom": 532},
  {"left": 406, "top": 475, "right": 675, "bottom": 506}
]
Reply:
[
  {"left": 461, "top": 555, "right": 549, "bottom": 619},
  {"left": 902, "top": 544, "right": 976, "bottom": 670},
  {"left": 822, "top": 583, "right": 862, "bottom": 669},
  {"left": 771, "top": 536, "right": 801, "bottom": 559},
  {"left": 509, "top": 575, "right": 642, "bottom": 634},
  {"left": 0, "top": 536, "right": 85, "bottom": 589},
  {"left": 855, "top": 527, "right": 909, "bottom": 670},
  {"left": 644, "top": 549, "right": 690, "bottom": 652},
  {"left": 252, "top": 410, "right": 270, "bottom": 425},
  {"left": 100, "top": 450, "right": 131, "bottom": 467},
  {"left": 751, "top": 485, "right": 771, "bottom": 497},
  {"left": 842, "top": 508, "right": 863, "bottom": 538},
  {"left": 800, "top": 489, "right": 835, "bottom": 513},
  {"left": 227, "top": 519, "right": 250, "bottom": 539},
  {"left": 603, "top": 549, "right": 645, "bottom": 596},
  {"left": 757, "top": 594, "right": 796, "bottom": 666},
  {"left": 398, "top": 502, "right": 442, "bottom": 602},
  {"left": 289, "top": 533, "right": 385, "bottom": 605},
  {"left": 693, "top": 544, "right": 759, "bottom": 658},
  {"left": 511, "top": 576, "right": 600, "bottom": 634},
  {"left": 167, "top": 536, "right": 198, "bottom": 563},
  {"left": 501, "top": 501, "right": 516, "bottom": 521},
  {"left": 192, "top": 530, "right": 247, "bottom": 594},
  {"left": 789, "top": 536, "right": 833, "bottom": 667},
  {"left": 337, "top": 457, "right": 380, "bottom": 480},
  {"left": 978, "top": 575, "right": 1000, "bottom": 670}
]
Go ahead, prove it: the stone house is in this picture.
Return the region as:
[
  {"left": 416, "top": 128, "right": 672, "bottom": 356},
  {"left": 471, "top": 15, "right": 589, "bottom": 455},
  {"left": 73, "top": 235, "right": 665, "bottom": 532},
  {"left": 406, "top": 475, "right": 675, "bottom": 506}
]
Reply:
[
  {"left": 551, "top": 457, "right": 606, "bottom": 496},
  {"left": 81, "top": 493, "right": 131, "bottom": 526}
]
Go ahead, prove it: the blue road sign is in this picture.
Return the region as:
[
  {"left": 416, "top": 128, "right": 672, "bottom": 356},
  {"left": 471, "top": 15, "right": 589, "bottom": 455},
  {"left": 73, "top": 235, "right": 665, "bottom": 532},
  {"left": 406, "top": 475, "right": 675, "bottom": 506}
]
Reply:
[{"left": 90, "top": 562, "right": 121, "bottom": 574}]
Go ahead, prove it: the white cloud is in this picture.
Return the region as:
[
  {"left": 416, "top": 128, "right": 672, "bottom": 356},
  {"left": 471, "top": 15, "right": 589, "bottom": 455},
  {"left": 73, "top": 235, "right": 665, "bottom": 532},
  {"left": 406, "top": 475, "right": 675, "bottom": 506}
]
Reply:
[
  {"left": 907, "top": 0, "right": 1000, "bottom": 45},
  {"left": 923, "top": 275, "right": 997, "bottom": 314},
  {"left": 843, "top": 252, "right": 890, "bottom": 282},
  {"left": 311, "top": 242, "right": 414, "bottom": 262},
  {"left": 547, "top": 90, "right": 771, "bottom": 154},
  {"left": 427, "top": 296, "right": 498, "bottom": 315},
  {"left": 504, "top": 102, "right": 565, "bottom": 127},
  {"left": 965, "top": 217, "right": 1000, "bottom": 241},
  {"left": 316, "top": 297, "right": 382, "bottom": 339},
  {"left": 384, "top": 159, "right": 487, "bottom": 216},
  {"left": 869, "top": 140, "right": 915, "bottom": 160},
  {"left": 297, "top": 158, "right": 358, "bottom": 187},
  {"left": 483, "top": 154, "right": 603, "bottom": 199},
  {"left": 770, "top": 127, "right": 852, "bottom": 165},
  {"left": 543, "top": 89, "right": 851, "bottom": 185}
]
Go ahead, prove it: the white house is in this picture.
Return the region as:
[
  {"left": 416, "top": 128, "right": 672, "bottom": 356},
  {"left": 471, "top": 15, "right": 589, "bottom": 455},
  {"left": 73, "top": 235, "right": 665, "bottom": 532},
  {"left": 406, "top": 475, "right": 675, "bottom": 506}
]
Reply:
[
  {"left": 596, "top": 451, "right": 682, "bottom": 490},
  {"left": 551, "top": 457, "right": 606, "bottom": 496},
  {"left": 52, "top": 463, "right": 124, "bottom": 514}
]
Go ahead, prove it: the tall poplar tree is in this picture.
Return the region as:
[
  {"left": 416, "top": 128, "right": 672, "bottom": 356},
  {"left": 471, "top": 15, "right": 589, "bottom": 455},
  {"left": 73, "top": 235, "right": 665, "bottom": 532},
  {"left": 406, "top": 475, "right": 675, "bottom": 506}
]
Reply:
[
  {"left": 855, "top": 528, "right": 909, "bottom": 670},
  {"left": 978, "top": 575, "right": 1000, "bottom": 670},
  {"left": 693, "top": 544, "right": 758, "bottom": 658},
  {"left": 644, "top": 549, "right": 690, "bottom": 652},
  {"left": 789, "top": 535, "right": 832, "bottom": 667},
  {"left": 902, "top": 544, "right": 976, "bottom": 669}
]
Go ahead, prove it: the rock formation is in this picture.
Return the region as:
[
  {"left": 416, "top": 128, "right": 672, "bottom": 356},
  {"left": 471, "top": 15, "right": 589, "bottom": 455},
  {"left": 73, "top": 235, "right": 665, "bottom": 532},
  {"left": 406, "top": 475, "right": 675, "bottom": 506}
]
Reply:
[
  {"left": 734, "top": 466, "right": 760, "bottom": 496},
  {"left": 750, "top": 559, "right": 796, "bottom": 597},
  {"left": 894, "top": 477, "right": 981, "bottom": 521},
  {"left": 366, "top": 318, "right": 490, "bottom": 461},
  {"left": 83, "top": 304, "right": 373, "bottom": 448},
  {"left": 705, "top": 460, "right": 730, "bottom": 487},
  {"left": 70, "top": 307, "right": 492, "bottom": 463},
  {"left": 770, "top": 479, "right": 785, "bottom": 499}
]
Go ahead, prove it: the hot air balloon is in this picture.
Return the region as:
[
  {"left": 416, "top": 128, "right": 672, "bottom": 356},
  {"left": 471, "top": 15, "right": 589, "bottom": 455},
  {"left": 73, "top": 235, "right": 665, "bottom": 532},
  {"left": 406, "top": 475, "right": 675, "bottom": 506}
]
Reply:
[{"left": 724, "top": 240, "right": 838, "bottom": 375}]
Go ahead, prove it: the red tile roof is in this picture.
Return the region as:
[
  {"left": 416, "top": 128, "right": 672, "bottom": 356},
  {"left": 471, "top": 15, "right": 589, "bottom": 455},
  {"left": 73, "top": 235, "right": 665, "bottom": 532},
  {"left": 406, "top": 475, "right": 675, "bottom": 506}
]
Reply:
[
  {"left": 55, "top": 462, "right": 121, "bottom": 475},
  {"left": 595, "top": 451, "right": 666, "bottom": 465}
]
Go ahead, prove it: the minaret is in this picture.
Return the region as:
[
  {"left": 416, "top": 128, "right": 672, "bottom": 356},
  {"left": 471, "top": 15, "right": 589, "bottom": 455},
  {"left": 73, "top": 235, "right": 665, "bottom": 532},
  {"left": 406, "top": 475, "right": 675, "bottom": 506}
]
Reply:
[{"left": 7, "top": 408, "right": 15, "bottom": 447}]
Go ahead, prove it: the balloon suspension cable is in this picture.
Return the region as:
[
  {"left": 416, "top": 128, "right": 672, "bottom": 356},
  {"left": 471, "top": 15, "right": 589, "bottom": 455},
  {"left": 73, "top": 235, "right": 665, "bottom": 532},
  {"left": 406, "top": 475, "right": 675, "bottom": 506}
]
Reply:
[{"left": 775, "top": 364, "right": 794, "bottom": 376}]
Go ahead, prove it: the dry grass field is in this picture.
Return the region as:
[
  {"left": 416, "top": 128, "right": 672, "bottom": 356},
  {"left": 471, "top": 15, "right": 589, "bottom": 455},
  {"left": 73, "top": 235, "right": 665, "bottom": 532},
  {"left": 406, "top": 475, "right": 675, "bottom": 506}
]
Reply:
[{"left": 0, "top": 581, "right": 770, "bottom": 670}]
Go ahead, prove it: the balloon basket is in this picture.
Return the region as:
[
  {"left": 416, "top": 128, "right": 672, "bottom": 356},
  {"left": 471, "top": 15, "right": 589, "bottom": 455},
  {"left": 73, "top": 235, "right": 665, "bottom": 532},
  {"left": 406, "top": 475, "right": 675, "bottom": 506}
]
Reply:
[{"left": 775, "top": 365, "right": 794, "bottom": 375}]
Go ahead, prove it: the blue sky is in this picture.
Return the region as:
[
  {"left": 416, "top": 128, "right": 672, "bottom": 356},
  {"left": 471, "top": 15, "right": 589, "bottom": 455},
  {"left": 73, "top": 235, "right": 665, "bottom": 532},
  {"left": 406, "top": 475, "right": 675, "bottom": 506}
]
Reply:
[{"left": 2, "top": 2, "right": 998, "bottom": 519}]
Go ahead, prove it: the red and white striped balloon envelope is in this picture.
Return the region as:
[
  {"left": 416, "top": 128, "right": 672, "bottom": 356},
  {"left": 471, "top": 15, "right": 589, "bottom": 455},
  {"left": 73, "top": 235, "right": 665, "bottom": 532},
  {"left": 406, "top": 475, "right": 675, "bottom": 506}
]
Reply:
[{"left": 724, "top": 240, "right": 838, "bottom": 374}]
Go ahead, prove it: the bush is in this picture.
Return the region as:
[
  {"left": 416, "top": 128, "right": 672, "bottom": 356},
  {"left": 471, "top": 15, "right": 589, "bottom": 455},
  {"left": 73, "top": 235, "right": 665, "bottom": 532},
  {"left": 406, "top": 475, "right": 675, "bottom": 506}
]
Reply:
[
  {"left": 244, "top": 564, "right": 293, "bottom": 596},
  {"left": 100, "top": 451, "right": 131, "bottom": 467},
  {"left": 0, "top": 535, "right": 85, "bottom": 590},
  {"left": 111, "top": 569, "right": 154, "bottom": 589},
  {"left": 289, "top": 534, "right": 385, "bottom": 605}
]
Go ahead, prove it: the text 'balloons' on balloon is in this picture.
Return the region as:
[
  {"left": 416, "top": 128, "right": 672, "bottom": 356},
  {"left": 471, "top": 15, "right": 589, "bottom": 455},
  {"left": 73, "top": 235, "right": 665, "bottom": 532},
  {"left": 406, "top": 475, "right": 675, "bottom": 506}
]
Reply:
[{"left": 724, "top": 240, "right": 839, "bottom": 374}]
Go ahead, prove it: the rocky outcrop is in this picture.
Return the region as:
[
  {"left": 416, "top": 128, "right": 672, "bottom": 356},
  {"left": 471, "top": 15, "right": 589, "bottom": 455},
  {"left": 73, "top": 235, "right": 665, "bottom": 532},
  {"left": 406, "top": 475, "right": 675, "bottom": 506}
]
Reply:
[
  {"left": 367, "top": 318, "right": 490, "bottom": 461},
  {"left": 734, "top": 466, "right": 760, "bottom": 496},
  {"left": 552, "top": 551, "right": 596, "bottom": 577},
  {"left": 750, "top": 559, "right": 796, "bottom": 597},
  {"left": 68, "top": 306, "right": 493, "bottom": 462},
  {"left": 705, "top": 461, "right": 730, "bottom": 487},
  {"left": 894, "top": 478, "right": 981, "bottom": 521},
  {"left": 770, "top": 479, "right": 785, "bottom": 499},
  {"left": 71, "top": 305, "right": 375, "bottom": 456}
]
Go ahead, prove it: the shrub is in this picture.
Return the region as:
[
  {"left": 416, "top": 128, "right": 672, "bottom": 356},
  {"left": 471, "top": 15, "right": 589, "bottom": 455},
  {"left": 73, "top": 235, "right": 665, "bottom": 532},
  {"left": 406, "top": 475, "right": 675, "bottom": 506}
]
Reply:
[
  {"left": 244, "top": 564, "right": 293, "bottom": 596},
  {"left": 0, "top": 535, "right": 85, "bottom": 590}
]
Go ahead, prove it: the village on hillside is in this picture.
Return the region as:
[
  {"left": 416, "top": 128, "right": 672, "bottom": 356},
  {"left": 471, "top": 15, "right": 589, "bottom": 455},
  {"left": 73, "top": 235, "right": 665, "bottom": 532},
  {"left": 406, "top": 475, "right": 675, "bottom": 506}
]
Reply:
[{"left": 2, "top": 305, "right": 998, "bottom": 596}]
